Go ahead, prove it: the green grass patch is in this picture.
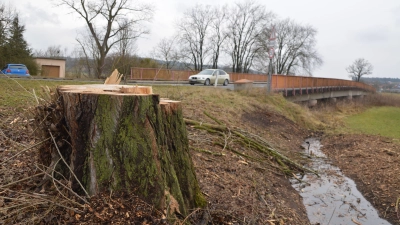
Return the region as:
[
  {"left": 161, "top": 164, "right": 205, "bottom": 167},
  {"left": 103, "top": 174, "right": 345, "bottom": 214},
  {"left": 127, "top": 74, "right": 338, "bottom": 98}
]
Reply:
[
  {"left": 345, "top": 106, "right": 400, "bottom": 139},
  {"left": 0, "top": 78, "right": 100, "bottom": 111}
]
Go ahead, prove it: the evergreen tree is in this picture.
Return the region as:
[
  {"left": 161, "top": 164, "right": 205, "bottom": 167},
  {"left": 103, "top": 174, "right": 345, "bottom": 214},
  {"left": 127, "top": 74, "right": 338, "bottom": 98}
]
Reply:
[
  {"left": 4, "top": 16, "right": 30, "bottom": 61},
  {"left": 1, "top": 14, "right": 37, "bottom": 74}
]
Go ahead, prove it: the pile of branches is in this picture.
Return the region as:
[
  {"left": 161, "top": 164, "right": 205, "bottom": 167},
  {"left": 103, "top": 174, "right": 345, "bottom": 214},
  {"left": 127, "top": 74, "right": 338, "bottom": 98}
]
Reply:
[{"left": 185, "top": 112, "right": 317, "bottom": 177}]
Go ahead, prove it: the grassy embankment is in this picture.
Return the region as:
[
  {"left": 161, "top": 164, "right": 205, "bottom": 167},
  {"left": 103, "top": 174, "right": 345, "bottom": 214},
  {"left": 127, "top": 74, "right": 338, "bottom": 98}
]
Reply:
[
  {"left": 0, "top": 77, "right": 320, "bottom": 128},
  {"left": 2, "top": 77, "right": 399, "bottom": 139},
  {"left": 310, "top": 93, "right": 400, "bottom": 141}
]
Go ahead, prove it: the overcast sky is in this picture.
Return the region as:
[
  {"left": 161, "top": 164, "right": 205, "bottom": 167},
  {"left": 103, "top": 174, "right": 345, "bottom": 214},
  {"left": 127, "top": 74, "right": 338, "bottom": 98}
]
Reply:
[{"left": 15, "top": 0, "right": 400, "bottom": 80}]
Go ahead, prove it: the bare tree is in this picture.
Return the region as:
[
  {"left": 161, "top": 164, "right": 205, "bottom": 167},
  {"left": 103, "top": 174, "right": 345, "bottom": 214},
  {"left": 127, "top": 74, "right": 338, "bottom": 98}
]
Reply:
[
  {"left": 67, "top": 46, "right": 92, "bottom": 78},
  {"left": 58, "top": 0, "right": 153, "bottom": 78},
  {"left": 76, "top": 30, "right": 99, "bottom": 78},
  {"left": 264, "top": 19, "right": 322, "bottom": 76},
  {"left": 111, "top": 19, "right": 138, "bottom": 77},
  {"left": 209, "top": 5, "right": 228, "bottom": 69},
  {"left": 34, "top": 45, "right": 68, "bottom": 58},
  {"left": 177, "top": 4, "right": 214, "bottom": 71},
  {"left": 346, "top": 58, "right": 373, "bottom": 82},
  {"left": 225, "top": 1, "right": 274, "bottom": 73},
  {"left": 152, "top": 37, "right": 180, "bottom": 69}
]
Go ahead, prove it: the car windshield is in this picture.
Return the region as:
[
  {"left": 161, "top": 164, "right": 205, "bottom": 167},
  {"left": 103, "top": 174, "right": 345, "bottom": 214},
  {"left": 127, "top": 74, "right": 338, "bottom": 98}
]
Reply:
[
  {"left": 197, "top": 70, "right": 215, "bottom": 75},
  {"left": 10, "top": 65, "right": 27, "bottom": 69}
]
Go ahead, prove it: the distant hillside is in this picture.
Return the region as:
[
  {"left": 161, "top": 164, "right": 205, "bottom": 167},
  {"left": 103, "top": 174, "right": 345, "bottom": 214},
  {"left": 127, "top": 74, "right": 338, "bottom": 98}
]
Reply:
[{"left": 361, "top": 77, "right": 400, "bottom": 83}]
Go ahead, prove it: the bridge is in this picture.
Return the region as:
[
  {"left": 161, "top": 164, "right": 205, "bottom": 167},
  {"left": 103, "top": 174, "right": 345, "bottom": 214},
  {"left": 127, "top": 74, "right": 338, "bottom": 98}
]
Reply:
[
  {"left": 267, "top": 75, "right": 374, "bottom": 105},
  {"left": 130, "top": 67, "right": 375, "bottom": 105}
]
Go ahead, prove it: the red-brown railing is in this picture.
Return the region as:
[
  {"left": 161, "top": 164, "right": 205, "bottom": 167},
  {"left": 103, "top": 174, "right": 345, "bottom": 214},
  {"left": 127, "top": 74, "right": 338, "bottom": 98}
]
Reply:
[
  {"left": 129, "top": 67, "right": 375, "bottom": 93},
  {"left": 130, "top": 67, "right": 196, "bottom": 81},
  {"left": 271, "top": 75, "right": 375, "bottom": 93}
]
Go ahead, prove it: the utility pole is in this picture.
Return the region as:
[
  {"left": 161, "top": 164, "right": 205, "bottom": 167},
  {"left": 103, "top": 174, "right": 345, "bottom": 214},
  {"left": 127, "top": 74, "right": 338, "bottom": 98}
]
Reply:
[{"left": 267, "top": 26, "right": 276, "bottom": 93}]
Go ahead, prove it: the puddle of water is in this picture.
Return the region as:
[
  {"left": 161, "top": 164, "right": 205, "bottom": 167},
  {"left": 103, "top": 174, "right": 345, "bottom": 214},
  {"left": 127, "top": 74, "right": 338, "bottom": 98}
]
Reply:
[{"left": 290, "top": 138, "right": 391, "bottom": 225}]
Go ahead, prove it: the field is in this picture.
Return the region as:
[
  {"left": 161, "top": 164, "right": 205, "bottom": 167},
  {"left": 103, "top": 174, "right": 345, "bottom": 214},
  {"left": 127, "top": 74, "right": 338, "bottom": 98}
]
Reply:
[
  {"left": 0, "top": 77, "right": 399, "bottom": 224},
  {"left": 346, "top": 106, "right": 400, "bottom": 139}
]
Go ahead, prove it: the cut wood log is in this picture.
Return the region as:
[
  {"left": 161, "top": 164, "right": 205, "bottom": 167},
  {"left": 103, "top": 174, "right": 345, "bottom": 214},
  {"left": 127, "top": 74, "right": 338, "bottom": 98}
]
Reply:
[
  {"left": 37, "top": 84, "right": 205, "bottom": 217},
  {"left": 104, "top": 69, "right": 123, "bottom": 84}
]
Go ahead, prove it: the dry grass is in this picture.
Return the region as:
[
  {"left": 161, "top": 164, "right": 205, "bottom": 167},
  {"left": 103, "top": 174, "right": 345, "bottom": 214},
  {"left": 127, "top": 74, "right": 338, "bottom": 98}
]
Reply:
[
  {"left": 363, "top": 92, "right": 400, "bottom": 107},
  {"left": 154, "top": 85, "right": 321, "bottom": 130}
]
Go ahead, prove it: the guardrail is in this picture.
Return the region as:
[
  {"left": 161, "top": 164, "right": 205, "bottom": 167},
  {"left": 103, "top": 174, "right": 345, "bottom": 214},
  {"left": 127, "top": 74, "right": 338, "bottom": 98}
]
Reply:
[{"left": 130, "top": 67, "right": 376, "bottom": 93}]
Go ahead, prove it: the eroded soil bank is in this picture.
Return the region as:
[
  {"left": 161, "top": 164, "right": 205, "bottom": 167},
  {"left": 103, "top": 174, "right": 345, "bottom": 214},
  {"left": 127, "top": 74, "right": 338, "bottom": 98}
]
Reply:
[
  {"left": 321, "top": 134, "right": 400, "bottom": 225},
  {"left": 185, "top": 108, "right": 313, "bottom": 224}
]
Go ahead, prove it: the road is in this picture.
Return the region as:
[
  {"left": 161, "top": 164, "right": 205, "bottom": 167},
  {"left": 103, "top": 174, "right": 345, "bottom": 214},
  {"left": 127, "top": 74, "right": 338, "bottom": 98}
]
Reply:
[
  {"left": 127, "top": 80, "right": 268, "bottom": 91},
  {"left": 0, "top": 75, "right": 268, "bottom": 91}
]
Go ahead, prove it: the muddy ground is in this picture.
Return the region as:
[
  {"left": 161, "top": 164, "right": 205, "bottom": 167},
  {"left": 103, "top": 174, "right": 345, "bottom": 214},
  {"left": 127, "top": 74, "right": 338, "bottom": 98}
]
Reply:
[
  {"left": 321, "top": 134, "right": 400, "bottom": 225},
  {"left": 1, "top": 101, "right": 399, "bottom": 224}
]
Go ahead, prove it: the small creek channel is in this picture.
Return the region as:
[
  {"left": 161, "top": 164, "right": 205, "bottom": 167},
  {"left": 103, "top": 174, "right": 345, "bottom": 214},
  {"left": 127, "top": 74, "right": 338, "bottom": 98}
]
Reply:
[{"left": 290, "top": 138, "right": 391, "bottom": 225}]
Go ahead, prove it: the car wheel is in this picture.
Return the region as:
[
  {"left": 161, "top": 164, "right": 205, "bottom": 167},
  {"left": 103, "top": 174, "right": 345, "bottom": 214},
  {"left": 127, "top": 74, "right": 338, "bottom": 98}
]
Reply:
[
  {"left": 204, "top": 79, "right": 210, "bottom": 86},
  {"left": 223, "top": 79, "right": 229, "bottom": 86},
  {"left": 190, "top": 83, "right": 194, "bottom": 85}
]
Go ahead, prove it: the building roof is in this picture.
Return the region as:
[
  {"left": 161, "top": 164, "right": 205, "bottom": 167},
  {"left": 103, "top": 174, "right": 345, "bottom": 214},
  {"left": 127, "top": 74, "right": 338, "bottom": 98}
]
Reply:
[{"left": 34, "top": 57, "right": 66, "bottom": 61}]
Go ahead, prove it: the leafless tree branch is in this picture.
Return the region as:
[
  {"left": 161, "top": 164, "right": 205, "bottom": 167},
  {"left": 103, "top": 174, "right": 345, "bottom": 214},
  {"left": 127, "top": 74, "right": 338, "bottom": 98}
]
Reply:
[{"left": 58, "top": 0, "right": 153, "bottom": 78}]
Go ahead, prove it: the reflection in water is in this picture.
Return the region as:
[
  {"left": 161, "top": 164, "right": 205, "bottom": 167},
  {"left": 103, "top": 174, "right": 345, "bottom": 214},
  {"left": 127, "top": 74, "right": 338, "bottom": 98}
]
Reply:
[{"left": 291, "top": 138, "right": 391, "bottom": 225}]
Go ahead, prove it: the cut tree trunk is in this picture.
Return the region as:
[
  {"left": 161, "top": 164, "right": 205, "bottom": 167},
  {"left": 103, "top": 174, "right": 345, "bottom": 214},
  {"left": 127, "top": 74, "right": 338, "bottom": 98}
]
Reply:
[{"left": 39, "top": 84, "right": 205, "bottom": 216}]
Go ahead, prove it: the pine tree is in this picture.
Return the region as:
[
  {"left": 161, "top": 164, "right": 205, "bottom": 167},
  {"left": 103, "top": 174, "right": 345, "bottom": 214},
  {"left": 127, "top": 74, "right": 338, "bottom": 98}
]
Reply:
[
  {"left": 1, "top": 14, "right": 37, "bottom": 74},
  {"left": 4, "top": 16, "right": 30, "bottom": 61}
]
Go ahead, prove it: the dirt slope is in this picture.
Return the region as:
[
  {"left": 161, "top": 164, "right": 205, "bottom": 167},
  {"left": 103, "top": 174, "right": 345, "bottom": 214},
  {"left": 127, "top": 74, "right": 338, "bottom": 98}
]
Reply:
[
  {"left": 321, "top": 134, "right": 400, "bottom": 225},
  {"left": 186, "top": 108, "right": 312, "bottom": 224}
]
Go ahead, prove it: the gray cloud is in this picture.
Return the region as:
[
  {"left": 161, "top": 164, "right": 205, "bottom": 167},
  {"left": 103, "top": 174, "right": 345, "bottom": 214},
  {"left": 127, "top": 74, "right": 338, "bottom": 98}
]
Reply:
[
  {"left": 355, "top": 28, "right": 389, "bottom": 43},
  {"left": 20, "top": 2, "right": 60, "bottom": 25},
  {"left": 394, "top": 6, "right": 400, "bottom": 26}
]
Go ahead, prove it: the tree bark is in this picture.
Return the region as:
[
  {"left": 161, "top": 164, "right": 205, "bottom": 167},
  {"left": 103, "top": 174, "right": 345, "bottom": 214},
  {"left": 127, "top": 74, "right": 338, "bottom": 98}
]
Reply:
[{"left": 40, "top": 84, "right": 205, "bottom": 216}]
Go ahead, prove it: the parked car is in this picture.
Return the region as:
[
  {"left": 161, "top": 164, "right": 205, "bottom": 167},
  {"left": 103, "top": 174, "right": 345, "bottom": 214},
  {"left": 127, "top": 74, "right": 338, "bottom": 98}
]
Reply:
[
  {"left": 188, "top": 69, "right": 230, "bottom": 86},
  {"left": 1, "top": 64, "right": 30, "bottom": 76}
]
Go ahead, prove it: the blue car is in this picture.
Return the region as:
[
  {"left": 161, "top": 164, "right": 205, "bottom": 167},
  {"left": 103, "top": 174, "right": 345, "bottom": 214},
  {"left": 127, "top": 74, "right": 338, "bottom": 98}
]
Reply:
[{"left": 1, "top": 64, "right": 30, "bottom": 76}]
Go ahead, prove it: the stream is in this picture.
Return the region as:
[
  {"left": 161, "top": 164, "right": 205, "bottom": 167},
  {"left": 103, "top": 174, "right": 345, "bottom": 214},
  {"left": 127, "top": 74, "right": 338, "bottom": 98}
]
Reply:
[{"left": 290, "top": 138, "right": 391, "bottom": 225}]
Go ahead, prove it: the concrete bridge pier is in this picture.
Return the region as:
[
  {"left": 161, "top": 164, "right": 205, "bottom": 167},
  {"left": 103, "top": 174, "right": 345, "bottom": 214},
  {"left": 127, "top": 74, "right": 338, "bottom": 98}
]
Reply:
[
  {"left": 354, "top": 95, "right": 364, "bottom": 99},
  {"left": 285, "top": 89, "right": 371, "bottom": 105},
  {"left": 308, "top": 99, "right": 318, "bottom": 107},
  {"left": 329, "top": 98, "right": 337, "bottom": 103}
]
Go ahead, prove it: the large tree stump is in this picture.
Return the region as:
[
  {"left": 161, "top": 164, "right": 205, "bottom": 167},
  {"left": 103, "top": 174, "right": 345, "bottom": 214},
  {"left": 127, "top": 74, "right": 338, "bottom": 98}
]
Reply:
[{"left": 39, "top": 84, "right": 205, "bottom": 217}]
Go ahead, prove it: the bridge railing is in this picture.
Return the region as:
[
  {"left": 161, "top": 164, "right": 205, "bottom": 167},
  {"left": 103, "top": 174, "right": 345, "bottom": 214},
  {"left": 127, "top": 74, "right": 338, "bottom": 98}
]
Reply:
[
  {"left": 129, "top": 67, "right": 195, "bottom": 81},
  {"left": 271, "top": 75, "right": 375, "bottom": 94},
  {"left": 129, "top": 67, "right": 375, "bottom": 93}
]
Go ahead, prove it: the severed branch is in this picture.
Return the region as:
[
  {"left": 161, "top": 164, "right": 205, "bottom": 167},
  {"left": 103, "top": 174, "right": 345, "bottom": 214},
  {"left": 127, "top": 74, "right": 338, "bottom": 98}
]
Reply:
[
  {"left": 184, "top": 117, "right": 318, "bottom": 177},
  {"left": 1, "top": 138, "right": 50, "bottom": 166},
  {"left": 34, "top": 162, "right": 89, "bottom": 206}
]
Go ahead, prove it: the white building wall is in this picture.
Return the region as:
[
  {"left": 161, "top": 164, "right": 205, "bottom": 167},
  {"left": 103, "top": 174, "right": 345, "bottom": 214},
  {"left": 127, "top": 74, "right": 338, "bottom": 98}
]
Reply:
[{"left": 34, "top": 58, "right": 66, "bottom": 78}]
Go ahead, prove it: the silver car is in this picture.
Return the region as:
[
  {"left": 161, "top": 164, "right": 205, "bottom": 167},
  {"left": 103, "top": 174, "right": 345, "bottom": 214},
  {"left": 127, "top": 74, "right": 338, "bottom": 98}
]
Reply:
[{"left": 188, "top": 69, "right": 230, "bottom": 86}]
